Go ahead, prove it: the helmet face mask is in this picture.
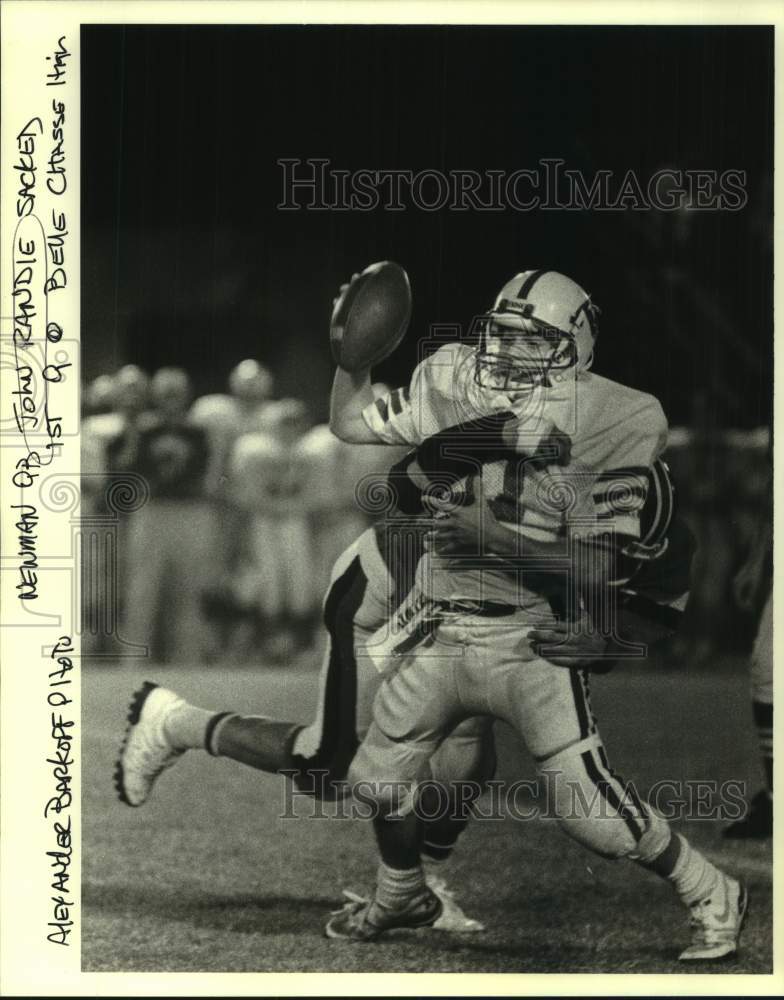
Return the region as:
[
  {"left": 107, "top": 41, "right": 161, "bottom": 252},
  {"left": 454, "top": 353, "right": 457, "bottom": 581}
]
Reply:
[
  {"left": 472, "top": 273, "right": 599, "bottom": 395},
  {"left": 472, "top": 311, "right": 578, "bottom": 393}
]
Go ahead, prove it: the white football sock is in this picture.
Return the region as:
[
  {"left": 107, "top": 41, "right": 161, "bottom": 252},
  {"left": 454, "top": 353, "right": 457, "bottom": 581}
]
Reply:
[
  {"left": 374, "top": 861, "right": 427, "bottom": 912},
  {"left": 668, "top": 835, "right": 723, "bottom": 907},
  {"left": 162, "top": 701, "right": 218, "bottom": 751}
]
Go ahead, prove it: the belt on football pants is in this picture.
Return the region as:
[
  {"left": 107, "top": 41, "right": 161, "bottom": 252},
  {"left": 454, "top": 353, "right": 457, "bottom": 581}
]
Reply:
[
  {"left": 389, "top": 599, "right": 518, "bottom": 658},
  {"left": 368, "top": 595, "right": 519, "bottom": 671},
  {"left": 431, "top": 599, "right": 518, "bottom": 618}
]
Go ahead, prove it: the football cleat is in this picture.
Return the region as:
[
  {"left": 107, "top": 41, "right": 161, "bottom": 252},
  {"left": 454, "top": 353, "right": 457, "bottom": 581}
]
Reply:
[
  {"left": 723, "top": 790, "right": 772, "bottom": 840},
  {"left": 114, "top": 682, "right": 186, "bottom": 807},
  {"left": 426, "top": 875, "right": 485, "bottom": 933},
  {"left": 325, "top": 888, "right": 443, "bottom": 942},
  {"left": 678, "top": 875, "right": 748, "bottom": 962}
]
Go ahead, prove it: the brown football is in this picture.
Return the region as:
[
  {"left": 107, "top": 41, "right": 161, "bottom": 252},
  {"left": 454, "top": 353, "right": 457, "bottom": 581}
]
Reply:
[{"left": 330, "top": 261, "right": 412, "bottom": 372}]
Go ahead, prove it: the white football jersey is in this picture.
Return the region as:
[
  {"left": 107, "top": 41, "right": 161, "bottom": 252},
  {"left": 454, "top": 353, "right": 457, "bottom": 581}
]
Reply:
[
  {"left": 364, "top": 343, "right": 668, "bottom": 607},
  {"left": 362, "top": 344, "right": 522, "bottom": 446},
  {"left": 299, "top": 423, "right": 409, "bottom": 519},
  {"left": 190, "top": 394, "right": 277, "bottom": 498},
  {"left": 297, "top": 423, "right": 356, "bottom": 515},
  {"left": 229, "top": 431, "right": 308, "bottom": 514}
]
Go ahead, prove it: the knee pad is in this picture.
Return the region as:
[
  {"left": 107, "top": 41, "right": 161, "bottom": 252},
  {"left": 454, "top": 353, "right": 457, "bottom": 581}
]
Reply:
[
  {"left": 539, "top": 736, "right": 648, "bottom": 860},
  {"left": 627, "top": 807, "right": 672, "bottom": 864}
]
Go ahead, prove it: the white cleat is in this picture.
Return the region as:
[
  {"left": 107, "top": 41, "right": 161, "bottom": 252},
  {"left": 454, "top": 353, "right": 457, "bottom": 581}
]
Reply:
[
  {"left": 678, "top": 875, "right": 748, "bottom": 962},
  {"left": 114, "top": 682, "right": 186, "bottom": 807},
  {"left": 426, "top": 875, "right": 485, "bottom": 933}
]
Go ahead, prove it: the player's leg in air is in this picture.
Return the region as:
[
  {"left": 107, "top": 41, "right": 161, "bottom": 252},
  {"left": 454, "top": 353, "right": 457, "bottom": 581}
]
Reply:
[
  {"left": 114, "top": 527, "right": 489, "bottom": 931},
  {"left": 115, "top": 528, "right": 382, "bottom": 805},
  {"left": 115, "top": 535, "right": 368, "bottom": 801},
  {"left": 325, "top": 601, "right": 748, "bottom": 962}
]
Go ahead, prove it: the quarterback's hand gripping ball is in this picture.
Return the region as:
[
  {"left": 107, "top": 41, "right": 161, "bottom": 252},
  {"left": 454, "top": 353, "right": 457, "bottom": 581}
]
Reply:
[{"left": 330, "top": 261, "right": 412, "bottom": 372}]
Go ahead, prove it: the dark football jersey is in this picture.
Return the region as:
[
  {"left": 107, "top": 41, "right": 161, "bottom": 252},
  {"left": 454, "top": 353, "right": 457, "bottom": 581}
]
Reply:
[
  {"left": 107, "top": 417, "right": 209, "bottom": 501},
  {"left": 375, "top": 440, "right": 691, "bottom": 631}
]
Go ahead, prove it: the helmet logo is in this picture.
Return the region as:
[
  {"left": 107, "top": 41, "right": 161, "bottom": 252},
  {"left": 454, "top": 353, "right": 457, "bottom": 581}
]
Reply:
[{"left": 497, "top": 297, "right": 536, "bottom": 319}]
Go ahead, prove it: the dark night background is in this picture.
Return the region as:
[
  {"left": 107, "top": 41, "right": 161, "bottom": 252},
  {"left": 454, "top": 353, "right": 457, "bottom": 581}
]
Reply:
[{"left": 81, "top": 24, "right": 773, "bottom": 427}]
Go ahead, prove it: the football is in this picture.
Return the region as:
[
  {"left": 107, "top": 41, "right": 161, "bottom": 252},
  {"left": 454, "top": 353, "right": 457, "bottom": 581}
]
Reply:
[{"left": 330, "top": 261, "right": 412, "bottom": 372}]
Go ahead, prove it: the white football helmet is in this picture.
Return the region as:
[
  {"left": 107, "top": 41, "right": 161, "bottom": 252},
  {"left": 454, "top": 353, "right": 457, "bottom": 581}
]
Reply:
[
  {"left": 151, "top": 366, "right": 192, "bottom": 417},
  {"left": 473, "top": 270, "right": 600, "bottom": 392},
  {"left": 114, "top": 364, "right": 151, "bottom": 416},
  {"left": 229, "top": 359, "right": 273, "bottom": 403}
]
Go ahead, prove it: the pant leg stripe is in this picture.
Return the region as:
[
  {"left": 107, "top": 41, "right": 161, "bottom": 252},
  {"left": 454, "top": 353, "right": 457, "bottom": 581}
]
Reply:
[
  {"left": 291, "top": 556, "right": 367, "bottom": 780},
  {"left": 580, "top": 669, "right": 599, "bottom": 735},
  {"left": 570, "top": 668, "right": 590, "bottom": 740},
  {"left": 581, "top": 749, "right": 645, "bottom": 841},
  {"left": 597, "top": 743, "right": 648, "bottom": 823}
]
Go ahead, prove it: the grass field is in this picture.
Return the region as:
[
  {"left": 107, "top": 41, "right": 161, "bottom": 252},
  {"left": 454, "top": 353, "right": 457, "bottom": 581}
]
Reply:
[{"left": 83, "top": 655, "right": 772, "bottom": 974}]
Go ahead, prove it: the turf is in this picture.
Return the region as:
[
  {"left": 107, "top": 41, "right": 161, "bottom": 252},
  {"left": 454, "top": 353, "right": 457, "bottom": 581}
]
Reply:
[{"left": 82, "top": 656, "right": 772, "bottom": 973}]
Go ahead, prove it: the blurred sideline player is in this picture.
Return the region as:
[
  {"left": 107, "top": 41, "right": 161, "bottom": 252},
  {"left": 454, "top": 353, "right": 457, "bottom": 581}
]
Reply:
[
  {"left": 296, "top": 421, "right": 364, "bottom": 613},
  {"left": 298, "top": 383, "right": 409, "bottom": 607},
  {"left": 190, "top": 358, "right": 275, "bottom": 501},
  {"left": 82, "top": 365, "right": 152, "bottom": 506},
  {"left": 82, "top": 372, "right": 117, "bottom": 418},
  {"left": 324, "top": 269, "right": 746, "bottom": 960},
  {"left": 110, "top": 367, "right": 213, "bottom": 664},
  {"left": 228, "top": 398, "right": 315, "bottom": 658},
  {"left": 82, "top": 366, "right": 152, "bottom": 653},
  {"left": 82, "top": 374, "right": 120, "bottom": 516},
  {"left": 724, "top": 457, "right": 773, "bottom": 839},
  {"left": 190, "top": 360, "right": 275, "bottom": 592},
  {"left": 82, "top": 374, "right": 123, "bottom": 652}
]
